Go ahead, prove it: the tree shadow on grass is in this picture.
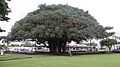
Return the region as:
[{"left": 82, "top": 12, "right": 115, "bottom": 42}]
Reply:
[{"left": 0, "top": 57, "right": 32, "bottom": 61}]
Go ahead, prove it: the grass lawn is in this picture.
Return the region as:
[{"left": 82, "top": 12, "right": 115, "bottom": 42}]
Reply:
[{"left": 0, "top": 53, "right": 120, "bottom": 67}]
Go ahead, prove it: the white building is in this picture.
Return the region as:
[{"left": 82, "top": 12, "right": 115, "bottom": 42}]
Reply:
[{"left": 66, "top": 41, "right": 92, "bottom": 52}]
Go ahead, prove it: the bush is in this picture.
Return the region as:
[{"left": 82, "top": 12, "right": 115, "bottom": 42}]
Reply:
[
  {"left": 8, "top": 44, "right": 19, "bottom": 47},
  {"left": 71, "top": 51, "right": 113, "bottom": 55}
]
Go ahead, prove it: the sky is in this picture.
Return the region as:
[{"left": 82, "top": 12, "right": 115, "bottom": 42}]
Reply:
[{"left": 0, "top": 0, "right": 120, "bottom": 36}]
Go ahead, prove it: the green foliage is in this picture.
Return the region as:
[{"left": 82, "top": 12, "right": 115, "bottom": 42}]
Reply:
[
  {"left": 0, "top": 0, "right": 11, "bottom": 32},
  {"left": 100, "top": 38, "right": 117, "bottom": 50},
  {"left": 8, "top": 44, "right": 19, "bottom": 47},
  {"left": 86, "top": 42, "right": 97, "bottom": 46},
  {"left": 8, "top": 4, "right": 114, "bottom": 53},
  {"left": 9, "top": 4, "right": 109, "bottom": 40},
  {"left": 0, "top": 36, "right": 7, "bottom": 40},
  {"left": 0, "top": 0, "right": 11, "bottom": 21},
  {"left": 86, "top": 42, "right": 97, "bottom": 51},
  {"left": 0, "top": 45, "right": 7, "bottom": 49}
]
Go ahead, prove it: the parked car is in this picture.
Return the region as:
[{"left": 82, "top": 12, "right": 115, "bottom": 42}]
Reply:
[{"left": 112, "top": 49, "right": 120, "bottom": 53}]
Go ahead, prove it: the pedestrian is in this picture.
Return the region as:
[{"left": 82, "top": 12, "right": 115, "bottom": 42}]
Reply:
[
  {"left": 68, "top": 50, "right": 72, "bottom": 56},
  {"left": 0, "top": 48, "right": 4, "bottom": 55}
]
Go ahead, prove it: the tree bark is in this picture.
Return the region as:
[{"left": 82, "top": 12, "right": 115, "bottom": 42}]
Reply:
[
  {"left": 62, "top": 43, "right": 66, "bottom": 53},
  {"left": 108, "top": 46, "right": 112, "bottom": 51},
  {"left": 48, "top": 38, "right": 66, "bottom": 54}
]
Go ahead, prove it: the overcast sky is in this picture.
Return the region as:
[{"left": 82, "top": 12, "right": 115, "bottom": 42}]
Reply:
[{"left": 0, "top": 0, "right": 120, "bottom": 36}]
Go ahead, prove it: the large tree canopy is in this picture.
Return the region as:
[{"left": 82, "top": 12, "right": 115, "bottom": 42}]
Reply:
[{"left": 8, "top": 4, "right": 114, "bottom": 53}]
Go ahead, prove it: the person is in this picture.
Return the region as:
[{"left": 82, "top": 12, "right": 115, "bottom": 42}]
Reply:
[
  {"left": 0, "top": 48, "right": 4, "bottom": 55},
  {"left": 68, "top": 50, "right": 72, "bottom": 56}
]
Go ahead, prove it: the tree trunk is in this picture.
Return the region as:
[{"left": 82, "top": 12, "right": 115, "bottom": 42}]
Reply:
[
  {"left": 48, "top": 38, "right": 66, "bottom": 54},
  {"left": 108, "top": 46, "right": 112, "bottom": 51},
  {"left": 62, "top": 43, "right": 66, "bottom": 53},
  {"left": 49, "top": 43, "right": 53, "bottom": 53},
  {"left": 58, "top": 44, "right": 61, "bottom": 53}
]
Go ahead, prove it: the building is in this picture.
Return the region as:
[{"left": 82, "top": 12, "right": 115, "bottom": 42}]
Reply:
[{"left": 66, "top": 41, "right": 92, "bottom": 52}]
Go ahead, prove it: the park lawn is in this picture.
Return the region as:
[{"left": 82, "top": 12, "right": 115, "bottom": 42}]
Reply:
[{"left": 0, "top": 53, "right": 120, "bottom": 67}]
